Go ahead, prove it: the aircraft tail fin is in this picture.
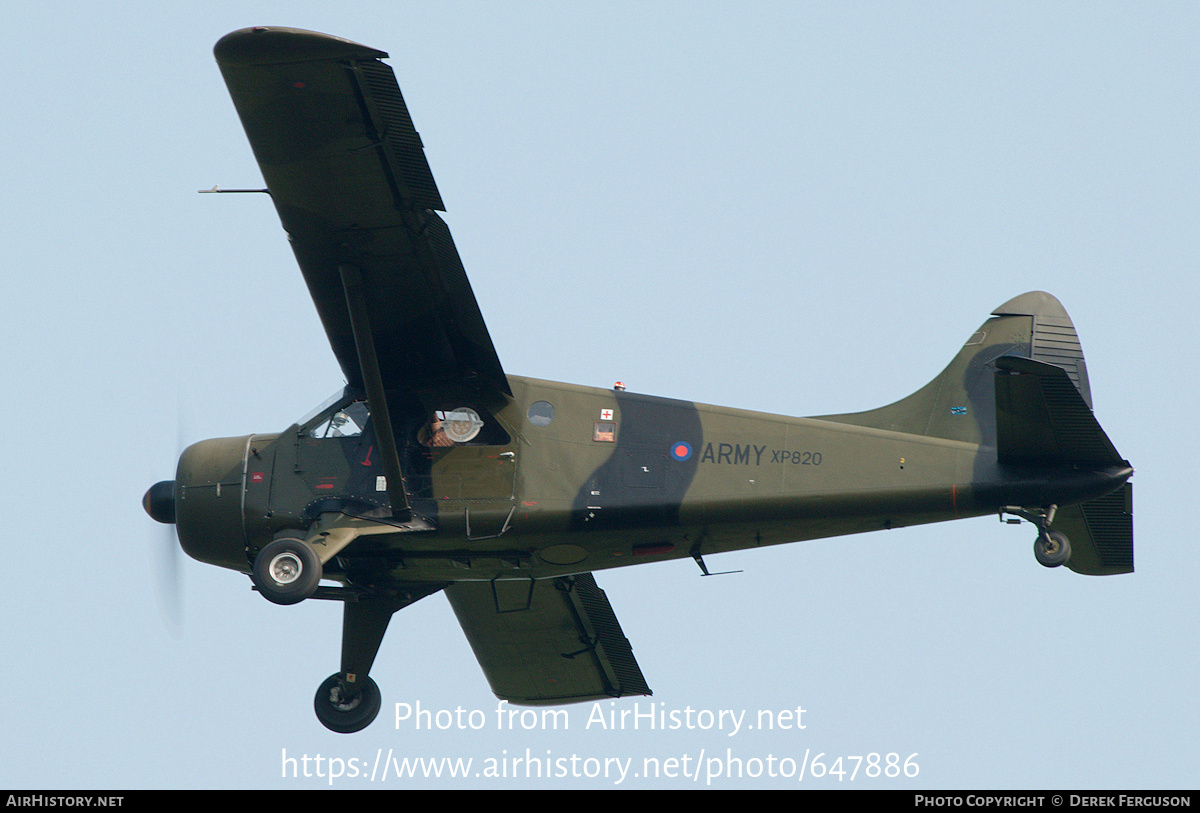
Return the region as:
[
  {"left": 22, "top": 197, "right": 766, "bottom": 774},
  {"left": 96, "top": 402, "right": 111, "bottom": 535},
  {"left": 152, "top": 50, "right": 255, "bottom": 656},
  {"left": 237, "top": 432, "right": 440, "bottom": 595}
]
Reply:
[
  {"left": 815, "top": 291, "right": 1097, "bottom": 449},
  {"left": 817, "top": 293, "right": 1132, "bottom": 575}
]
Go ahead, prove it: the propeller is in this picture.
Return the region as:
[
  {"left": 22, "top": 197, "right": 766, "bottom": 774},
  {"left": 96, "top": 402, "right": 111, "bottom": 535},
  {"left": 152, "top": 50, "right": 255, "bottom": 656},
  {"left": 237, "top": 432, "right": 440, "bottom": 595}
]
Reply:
[{"left": 145, "top": 411, "right": 187, "bottom": 635}]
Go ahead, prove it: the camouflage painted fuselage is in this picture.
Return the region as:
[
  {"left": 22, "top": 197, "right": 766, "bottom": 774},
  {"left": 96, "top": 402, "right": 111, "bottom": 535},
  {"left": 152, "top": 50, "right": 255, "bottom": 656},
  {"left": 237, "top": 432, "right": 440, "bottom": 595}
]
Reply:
[
  {"left": 152, "top": 27, "right": 1133, "bottom": 728},
  {"left": 176, "top": 366, "right": 1128, "bottom": 586}
]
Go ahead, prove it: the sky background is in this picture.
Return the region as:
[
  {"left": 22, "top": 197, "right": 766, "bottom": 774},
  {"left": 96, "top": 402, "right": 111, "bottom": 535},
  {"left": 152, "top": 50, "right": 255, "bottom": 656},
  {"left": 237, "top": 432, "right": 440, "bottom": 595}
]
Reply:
[{"left": 3, "top": 2, "right": 1196, "bottom": 789}]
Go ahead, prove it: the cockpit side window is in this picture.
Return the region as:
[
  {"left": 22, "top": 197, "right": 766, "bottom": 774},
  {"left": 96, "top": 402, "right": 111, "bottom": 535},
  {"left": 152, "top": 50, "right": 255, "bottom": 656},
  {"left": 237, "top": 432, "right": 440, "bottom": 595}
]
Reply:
[{"left": 309, "top": 400, "right": 370, "bottom": 439}]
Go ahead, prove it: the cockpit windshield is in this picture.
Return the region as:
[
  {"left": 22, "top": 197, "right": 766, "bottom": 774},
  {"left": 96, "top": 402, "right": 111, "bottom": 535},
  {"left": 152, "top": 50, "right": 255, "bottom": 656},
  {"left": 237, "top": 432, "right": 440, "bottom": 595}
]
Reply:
[
  {"left": 310, "top": 400, "right": 369, "bottom": 438},
  {"left": 296, "top": 389, "right": 370, "bottom": 438}
]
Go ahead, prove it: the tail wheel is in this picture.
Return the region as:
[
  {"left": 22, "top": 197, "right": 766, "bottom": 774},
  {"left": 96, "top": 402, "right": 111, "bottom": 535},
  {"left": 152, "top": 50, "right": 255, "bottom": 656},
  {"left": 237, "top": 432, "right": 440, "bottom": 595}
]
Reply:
[
  {"left": 314, "top": 673, "right": 381, "bottom": 733},
  {"left": 251, "top": 537, "right": 321, "bottom": 604},
  {"left": 1034, "top": 530, "right": 1071, "bottom": 568}
]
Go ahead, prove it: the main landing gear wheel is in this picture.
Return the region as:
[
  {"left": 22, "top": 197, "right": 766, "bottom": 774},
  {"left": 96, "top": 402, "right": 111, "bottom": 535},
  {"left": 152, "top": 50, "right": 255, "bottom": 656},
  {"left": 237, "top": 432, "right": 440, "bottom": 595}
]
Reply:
[
  {"left": 251, "top": 537, "right": 321, "bottom": 605},
  {"left": 1034, "top": 530, "right": 1072, "bottom": 568},
  {"left": 314, "top": 674, "right": 381, "bottom": 733}
]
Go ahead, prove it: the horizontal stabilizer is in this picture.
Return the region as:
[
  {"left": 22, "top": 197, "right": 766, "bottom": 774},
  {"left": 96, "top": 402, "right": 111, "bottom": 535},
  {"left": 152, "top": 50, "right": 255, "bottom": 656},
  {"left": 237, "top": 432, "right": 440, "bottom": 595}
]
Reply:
[
  {"left": 993, "top": 356, "right": 1125, "bottom": 468},
  {"left": 1054, "top": 483, "right": 1134, "bottom": 575},
  {"left": 445, "top": 573, "right": 651, "bottom": 705}
]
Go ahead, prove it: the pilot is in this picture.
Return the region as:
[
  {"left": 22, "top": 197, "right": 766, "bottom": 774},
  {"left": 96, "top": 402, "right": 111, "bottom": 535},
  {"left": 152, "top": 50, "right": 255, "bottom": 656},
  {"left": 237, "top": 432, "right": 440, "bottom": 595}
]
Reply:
[
  {"left": 419, "top": 416, "right": 455, "bottom": 447},
  {"left": 328, "top": 412, "right": 351, "bottom": 437}
]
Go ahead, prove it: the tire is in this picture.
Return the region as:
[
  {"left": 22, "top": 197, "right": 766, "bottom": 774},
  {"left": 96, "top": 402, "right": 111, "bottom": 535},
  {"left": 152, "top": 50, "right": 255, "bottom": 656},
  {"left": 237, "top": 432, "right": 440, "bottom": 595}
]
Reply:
[
  {"left": 314, "top": 673, "right": 381, "bottom": 734},
  {"left": 251, "top": 537, "right": 321, "bottom": 605},
  {"left": 1034, "top": 530, "right": 1071, "bottom": 568}
]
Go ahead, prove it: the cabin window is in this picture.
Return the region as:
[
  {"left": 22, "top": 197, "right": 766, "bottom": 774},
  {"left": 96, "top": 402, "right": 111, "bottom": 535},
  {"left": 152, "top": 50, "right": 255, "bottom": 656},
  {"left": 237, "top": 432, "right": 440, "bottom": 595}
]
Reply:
[
  {"left": 418, "top": 405, "right": 511, "bottom": 447},
  {"left": 527, "top": 401, "right": 555, "bottom": 426},
  {"left": 593, "top": 421, "right": 616, "bottom": 442}
]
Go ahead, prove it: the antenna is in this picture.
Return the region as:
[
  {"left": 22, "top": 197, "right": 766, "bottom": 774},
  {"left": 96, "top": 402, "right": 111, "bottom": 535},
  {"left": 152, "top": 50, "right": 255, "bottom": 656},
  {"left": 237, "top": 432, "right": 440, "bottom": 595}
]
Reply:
[{"left": 198, "top": 185, "right": 269, "bottom": 194}]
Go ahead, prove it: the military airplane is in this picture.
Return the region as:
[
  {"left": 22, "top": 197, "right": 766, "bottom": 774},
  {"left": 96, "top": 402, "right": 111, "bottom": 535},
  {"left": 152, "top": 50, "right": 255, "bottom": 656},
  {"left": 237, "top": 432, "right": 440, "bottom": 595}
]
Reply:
[{"left": 144, "top": 27, "right": 1133, "bottom": 734}]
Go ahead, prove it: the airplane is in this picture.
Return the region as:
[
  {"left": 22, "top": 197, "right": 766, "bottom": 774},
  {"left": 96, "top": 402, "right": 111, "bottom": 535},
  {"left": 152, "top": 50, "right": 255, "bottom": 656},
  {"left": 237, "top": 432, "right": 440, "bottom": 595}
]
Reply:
[{"left": 144, "top": 27, "right": 1133, "bottom": 734}]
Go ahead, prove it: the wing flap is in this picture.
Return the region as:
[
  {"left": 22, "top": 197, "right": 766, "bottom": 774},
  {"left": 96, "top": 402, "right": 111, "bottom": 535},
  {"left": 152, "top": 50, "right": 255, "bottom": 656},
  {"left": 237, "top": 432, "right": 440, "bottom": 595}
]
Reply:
[
  {"left": 445, "top": 574, "right": 652, "bottom": 705},
  {"left": 214, "top": 27, "right": 508, "bottom": 396}
]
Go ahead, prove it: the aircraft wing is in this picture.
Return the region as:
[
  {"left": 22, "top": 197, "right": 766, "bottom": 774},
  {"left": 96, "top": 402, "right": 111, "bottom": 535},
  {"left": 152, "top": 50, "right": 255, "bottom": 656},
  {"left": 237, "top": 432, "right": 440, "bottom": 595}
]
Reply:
[
  {"left": 444, "top": 574, "right": 652, "bottom": 705},
  {"left": 214, "top": 27, "right": 509, "bottom": 397}
]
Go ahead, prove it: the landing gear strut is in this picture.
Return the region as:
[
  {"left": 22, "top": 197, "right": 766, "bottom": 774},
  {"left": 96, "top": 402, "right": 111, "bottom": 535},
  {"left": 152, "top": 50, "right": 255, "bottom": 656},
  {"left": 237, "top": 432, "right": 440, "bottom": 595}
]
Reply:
[
  {"left": 1003, "top": 504, "right": 1072, "bottom": 569},
  {"left": 311, "top": 592, "right": 433, "bottom": 733}
]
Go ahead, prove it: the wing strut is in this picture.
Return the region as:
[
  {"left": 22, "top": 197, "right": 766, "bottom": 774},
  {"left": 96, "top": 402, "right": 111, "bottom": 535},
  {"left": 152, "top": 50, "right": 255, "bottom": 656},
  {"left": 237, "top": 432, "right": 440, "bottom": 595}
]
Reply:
[{"left": 339, "top": 263, "right": 411, "bottom": 520}]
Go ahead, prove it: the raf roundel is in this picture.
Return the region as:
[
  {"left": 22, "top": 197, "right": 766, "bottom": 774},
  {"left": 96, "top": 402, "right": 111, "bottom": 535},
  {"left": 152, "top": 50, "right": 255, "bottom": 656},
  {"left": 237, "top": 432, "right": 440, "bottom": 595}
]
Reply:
[{"left": 670, "top": 441, "right": 693, "bottom": 461}]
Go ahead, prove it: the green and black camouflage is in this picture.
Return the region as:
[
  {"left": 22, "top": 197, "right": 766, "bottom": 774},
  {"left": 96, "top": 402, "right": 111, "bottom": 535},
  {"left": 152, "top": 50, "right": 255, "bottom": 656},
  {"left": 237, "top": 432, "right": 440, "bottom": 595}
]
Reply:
[{"left": 144, "top": 28, "right": 1132, "bottom": 733}]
